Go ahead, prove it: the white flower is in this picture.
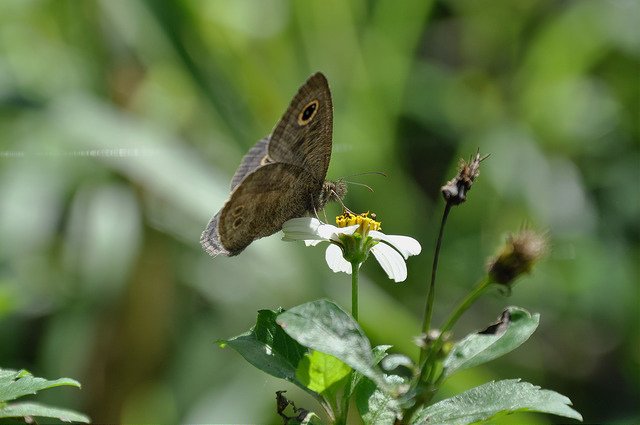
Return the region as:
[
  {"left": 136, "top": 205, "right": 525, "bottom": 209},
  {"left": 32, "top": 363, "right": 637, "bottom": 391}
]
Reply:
[{"left": 282, "top": 214, "right": 421, "bottom": 283}]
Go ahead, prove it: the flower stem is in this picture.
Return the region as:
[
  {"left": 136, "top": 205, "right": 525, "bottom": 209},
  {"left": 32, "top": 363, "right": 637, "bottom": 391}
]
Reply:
[
  {"left": 419, "top": 203, "right": 452, "bottom": 363},
  {"left": 339, "top": 263, "right": 360, "bottom": 423},
  {"left": 351, "top": 262, "right": 359, "bottom": 321}
]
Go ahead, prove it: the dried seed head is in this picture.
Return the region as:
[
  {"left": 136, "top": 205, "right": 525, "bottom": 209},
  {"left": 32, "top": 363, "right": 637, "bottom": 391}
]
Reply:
[
  {"left": 441, "top": 150, "right": 489, "bottom": 205},
  {"left": 487, "top": 230, "right": 548, "bottom": 285}
]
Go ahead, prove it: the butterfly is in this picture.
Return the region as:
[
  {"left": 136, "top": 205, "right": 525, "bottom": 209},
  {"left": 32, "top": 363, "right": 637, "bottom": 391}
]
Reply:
[{"left": 201, "top": 72, "right": 346, "bottom": 257}]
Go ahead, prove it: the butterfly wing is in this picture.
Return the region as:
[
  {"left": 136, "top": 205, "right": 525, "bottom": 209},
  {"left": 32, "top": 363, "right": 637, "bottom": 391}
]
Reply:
[
  {"left": 204, "top": 163, "right": 321, "bottom": 256},
  {"left": 268, "top": 72, "right": 333, "bottom": 181},
  {"left": 229, "top": 136, "right": 270, "bottom": 191},
  {"left": 201, "top": 73, "right": 334, "bottom": 257},
  {"left": 200, "top": 212, "right": 228, "bottom": 256},
  {"left": 201, "top": 137, "right": 271, "bottom": 257}
]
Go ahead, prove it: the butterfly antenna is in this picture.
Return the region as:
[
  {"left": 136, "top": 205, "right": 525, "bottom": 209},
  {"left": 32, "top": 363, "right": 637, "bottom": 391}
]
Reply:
[
  {"left": 343, "top": 171, "right": 387, "bottom": 178},
  {"left": 340, "top": 171, "right": 385, "bottom": 193},
  {"left": 344, "top": 180, "right": 375, "bottom": 193}
]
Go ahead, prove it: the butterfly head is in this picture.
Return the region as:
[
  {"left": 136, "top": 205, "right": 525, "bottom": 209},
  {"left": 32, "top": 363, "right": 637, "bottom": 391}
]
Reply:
[{"left": 316, "top": 179, "right": 347, "bottom": 211}]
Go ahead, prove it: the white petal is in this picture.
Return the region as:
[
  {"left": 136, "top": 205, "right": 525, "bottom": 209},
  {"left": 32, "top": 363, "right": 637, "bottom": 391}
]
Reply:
[
  {"left": 329, "top": 225, "right": 360, "bottom": 243},
  {"left": 316, "top": 223, "right": 360, "bottom": 241},
  {"left": 369, "top": 231, "right": 421, "bottom": 259},
  {"left": 304, "top": 239, "right": 324, "bottom": 246},
  {"left": 339, "top": 224, "right": 360, "bottom": 235},
  {"left": 371, "top": 243, "right": 407, "bottom": 282},
  {"left": 282, "top": 217, "right": 326, "bottom": 242},
  {"left": 325, "top": 244, "right": 352, "bottom": 274},
  {"left": 284, "top": 216, "right": 321, "bottom": 229},
  {"left": 316, "top": 223, "right": 342, "bottom": 240}
]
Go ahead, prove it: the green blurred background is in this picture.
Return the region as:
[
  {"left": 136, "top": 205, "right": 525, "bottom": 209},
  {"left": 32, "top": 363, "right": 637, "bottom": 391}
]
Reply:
[{"left": 0, "top": 0, "right": 637, "bottom": 423}]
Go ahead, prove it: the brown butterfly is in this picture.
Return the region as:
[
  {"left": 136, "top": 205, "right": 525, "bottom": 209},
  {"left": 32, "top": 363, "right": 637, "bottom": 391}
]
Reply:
[{"left": 201, "top": 72, "right": 346, "bottom": 257}]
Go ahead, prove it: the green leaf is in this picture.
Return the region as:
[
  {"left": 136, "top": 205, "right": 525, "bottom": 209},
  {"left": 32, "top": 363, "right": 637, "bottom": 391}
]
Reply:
[
  {"left": 443, "top": 307, "right": 539, "bottom": 377},
  {"left": 0, "top": 402, "right": 90, "bottom": 422},
  {"left": 348, "top": 345, "right": 393, "bottom": 399},
  {"left": 218, "top": 309, "right": 309, "bottom": 391},
  {"left": 410, "top": 379, "right": 583, "bottom": 424},
  {"left": 381, "top": 354, "right": 415, "bottom": 380},
  {"left": 355, "top": 375, "right": 403, "bottom": 425},
  {"left": 277, "top": 299, "right": 388, "bottom": 390},
  {"left": 0, "top": 369, "right": 88, "bottom": 423},
  {"left": 296, "top": 350, "right": 351, "bottom": 395},
  {"left": 0, "top": 369, "right": 81, "bottom": 403},
  {"left": 372, "top": 345, "right": 393, "bottom": 365}
]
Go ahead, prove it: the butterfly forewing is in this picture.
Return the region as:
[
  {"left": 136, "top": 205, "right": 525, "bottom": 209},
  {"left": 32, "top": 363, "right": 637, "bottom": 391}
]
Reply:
[{"left": 268, "top": 72, "right": 333, "bottom": 181}]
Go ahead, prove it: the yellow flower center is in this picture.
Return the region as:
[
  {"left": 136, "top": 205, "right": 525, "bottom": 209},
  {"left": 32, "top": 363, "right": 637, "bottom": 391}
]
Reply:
[{"left": 336, "top": 211, "right": 381, "bottom": 234}]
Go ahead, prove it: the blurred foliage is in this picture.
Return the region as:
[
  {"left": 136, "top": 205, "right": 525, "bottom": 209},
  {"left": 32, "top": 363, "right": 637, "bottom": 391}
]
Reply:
[
  {"left": 0, "top": 368, "right": 89, "bottom": 422},
  {"left": 0, "top": 0, "right": 637, "bottom": 423}
]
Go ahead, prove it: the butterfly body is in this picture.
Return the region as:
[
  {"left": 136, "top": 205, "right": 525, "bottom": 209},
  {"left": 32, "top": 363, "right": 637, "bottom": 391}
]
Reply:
[{"left": 201, "top": 72, "right": 345, "bottom": 257}]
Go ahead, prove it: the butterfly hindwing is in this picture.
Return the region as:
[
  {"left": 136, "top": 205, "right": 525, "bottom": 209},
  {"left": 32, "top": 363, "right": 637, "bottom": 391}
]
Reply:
[
  {"left": 229, "top": 137, "right": 270, "bottom": 191},
  {"left": 200, "top": 212, "right": 228, "bottom": 257},
  {"left": 218, "top": 163, "right": 322, "bottom": 255}
]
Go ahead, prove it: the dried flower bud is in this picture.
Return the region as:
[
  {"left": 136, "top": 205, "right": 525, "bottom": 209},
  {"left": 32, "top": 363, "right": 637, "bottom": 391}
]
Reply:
[
  {"left": 487, "top": 230, "right": 548, "bottom": 285},
  {"left": 276, "top": 390, "right": 291, "bottom": 419},
  {"left": 276, "top": 389, "right": 311, "bottom": 422},
  {"left": 441, "top": 150, "right": 488, "bottom": 205}
]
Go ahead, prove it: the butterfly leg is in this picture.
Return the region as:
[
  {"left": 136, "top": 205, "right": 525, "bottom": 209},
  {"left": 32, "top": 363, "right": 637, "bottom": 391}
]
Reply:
[
  {"left": 310, "top": 196, "right": 329, "bottom": 223},
  {"left": 311, "top": 203, "right": 321, "bottom": 220}
]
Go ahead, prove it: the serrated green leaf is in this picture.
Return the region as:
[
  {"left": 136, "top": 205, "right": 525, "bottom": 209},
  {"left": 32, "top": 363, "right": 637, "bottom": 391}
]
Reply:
[
  {"left": 0, "top": 369, "right": 81, "bottom": 403},
  {"left": 443, "top": 307, "right": 539, "bottom": 378},
  {"left": 219, "top": 309, "right": 309, "bottom": 391},
  {"left": 277, "top": 299, "right": 388, "bottom": 390},
  {"left": 355, "top": 375, "right": 403, "bottom": 425},
  {"left": 296, "top": 351, "right": 351, "bottom": 395},
  {"left": 410, "top": 379, "right": 583, "bottom": 424},
  {"left": 0, "top": 401, "right": 90, "bottom": 422}
]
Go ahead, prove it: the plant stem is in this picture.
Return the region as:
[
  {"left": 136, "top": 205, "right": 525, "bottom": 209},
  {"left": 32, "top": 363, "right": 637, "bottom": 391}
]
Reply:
[
  {"left": 337, "top": 263, "right": 360, "bottom": 424},
  {"left": 422, "top": 276, "right": 493, "bottom": 383},
  {"left": 351, "top": 262, "right": 359, "bottom": 321},
  {"left": 402, "top": 276, "right": 493, "bottom": 424},
  {"left": 318, "top": 396, "right": 336, "bottom": 423},
  {"left": 336, "top": 375, "right": 353, "bottom": 425},
  {"left": 419, "top": 203, "right": 452, "bottom": 364}
]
